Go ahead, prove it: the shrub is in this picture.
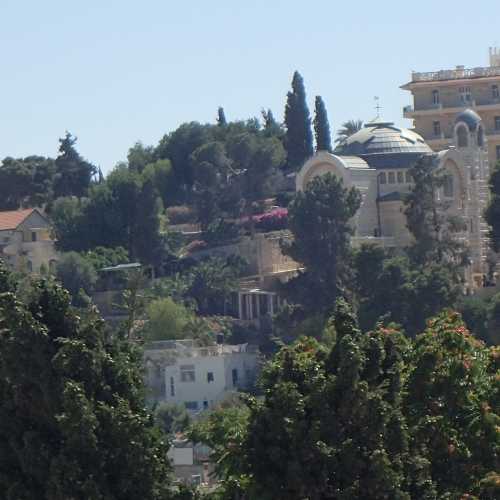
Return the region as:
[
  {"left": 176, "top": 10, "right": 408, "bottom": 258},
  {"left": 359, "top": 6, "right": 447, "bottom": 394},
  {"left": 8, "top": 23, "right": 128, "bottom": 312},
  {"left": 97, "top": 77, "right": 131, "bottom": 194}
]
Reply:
[
  {"left": 254, "top": 208, "right": 288, "bottom": 232},
  {"left": 166, "top": 205, "right": 197, "bottom": 225}
]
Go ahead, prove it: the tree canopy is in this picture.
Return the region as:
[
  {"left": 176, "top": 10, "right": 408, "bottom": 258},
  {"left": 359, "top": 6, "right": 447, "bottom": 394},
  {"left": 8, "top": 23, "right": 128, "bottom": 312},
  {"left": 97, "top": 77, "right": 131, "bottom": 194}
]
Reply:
[
  {"left": 192, "top": 301, "right": 500, "bottom": 500},
  {"left": 0, "top": 264, "right": 176, "bottom": 500},
  {"left": 283, "top": 172, "right": 361, "bottom": 313}
]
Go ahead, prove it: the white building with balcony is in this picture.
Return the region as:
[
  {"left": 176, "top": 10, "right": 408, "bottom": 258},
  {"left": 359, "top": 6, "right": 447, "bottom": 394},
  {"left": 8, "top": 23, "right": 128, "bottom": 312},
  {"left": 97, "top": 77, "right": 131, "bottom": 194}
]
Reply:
[
  {"left": 143, "top": 340, "right": 260, "bottom": 412},
  {"left": 296, "top": 111, "right": 491, "bottom": 289},
  {"left": 0, "top": 208, "right": 58, "bottom": 273},
  {"left": 401, "top": 48, "right": 500, "bottom": 167}
]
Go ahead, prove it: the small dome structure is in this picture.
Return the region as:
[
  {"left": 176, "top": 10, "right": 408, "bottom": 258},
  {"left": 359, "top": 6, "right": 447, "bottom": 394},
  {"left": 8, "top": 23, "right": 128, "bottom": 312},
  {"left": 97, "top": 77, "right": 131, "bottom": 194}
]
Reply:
[{"left": 455, "top": 109, "right": 481, "bottom": 131}]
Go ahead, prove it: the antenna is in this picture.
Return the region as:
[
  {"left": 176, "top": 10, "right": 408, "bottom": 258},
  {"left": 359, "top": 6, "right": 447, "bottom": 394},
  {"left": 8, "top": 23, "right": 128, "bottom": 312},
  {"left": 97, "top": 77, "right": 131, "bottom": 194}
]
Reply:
[{"left": 374, "top": 96, "right": 381, "bottom": 119}]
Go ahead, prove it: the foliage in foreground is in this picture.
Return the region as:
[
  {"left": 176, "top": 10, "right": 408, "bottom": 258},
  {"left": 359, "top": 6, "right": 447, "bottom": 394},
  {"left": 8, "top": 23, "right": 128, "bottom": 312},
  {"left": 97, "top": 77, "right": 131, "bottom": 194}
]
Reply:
[
  {"left": 193, "top": 301, "right": 499, "bottom": 500},
  {"left": 0, "top": 264, "right": 176, "bottom": 500}
]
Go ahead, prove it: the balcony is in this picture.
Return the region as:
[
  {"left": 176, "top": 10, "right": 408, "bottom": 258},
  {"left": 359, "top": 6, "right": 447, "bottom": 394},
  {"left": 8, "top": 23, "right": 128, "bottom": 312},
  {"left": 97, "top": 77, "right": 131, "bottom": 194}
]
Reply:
[
  {"left": 411, "top": 65, "right": 500, "bottom": 83},
  {"left": 404, "top": 103, "right": 442, "bottom": 118}
]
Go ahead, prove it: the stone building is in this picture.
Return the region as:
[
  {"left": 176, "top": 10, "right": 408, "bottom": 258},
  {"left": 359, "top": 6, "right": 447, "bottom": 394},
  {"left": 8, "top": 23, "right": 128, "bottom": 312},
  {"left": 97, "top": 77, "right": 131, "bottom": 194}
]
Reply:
[
  {"left": 402, "top": 47, "right": 500, "bottom": 167},
  {"left": 296, "top": 111, "right": 490, "bottom": 289},
  {"left": 0, "top": 208, "right": 58, "bottom": 273}
]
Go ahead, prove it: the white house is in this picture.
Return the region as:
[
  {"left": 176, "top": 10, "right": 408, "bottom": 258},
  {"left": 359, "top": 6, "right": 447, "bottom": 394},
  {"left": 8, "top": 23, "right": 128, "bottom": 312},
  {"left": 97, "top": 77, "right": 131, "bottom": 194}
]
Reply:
[{"left": 143, "top": 340, "right": 260, "bottom": 412}]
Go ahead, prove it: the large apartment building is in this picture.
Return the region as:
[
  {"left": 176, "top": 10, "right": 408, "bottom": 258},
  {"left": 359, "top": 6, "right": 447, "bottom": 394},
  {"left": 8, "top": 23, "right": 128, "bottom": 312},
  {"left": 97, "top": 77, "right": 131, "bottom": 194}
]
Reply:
[{"left": 402, "top": 48, "right": 500, "bottom": 167}]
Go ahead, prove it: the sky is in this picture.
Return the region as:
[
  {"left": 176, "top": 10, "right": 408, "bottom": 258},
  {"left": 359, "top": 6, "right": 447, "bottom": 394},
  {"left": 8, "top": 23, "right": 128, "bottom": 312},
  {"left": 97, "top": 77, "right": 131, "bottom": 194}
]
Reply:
[{"left": 1, "top": 0, "right": 499, "bottom": 173}]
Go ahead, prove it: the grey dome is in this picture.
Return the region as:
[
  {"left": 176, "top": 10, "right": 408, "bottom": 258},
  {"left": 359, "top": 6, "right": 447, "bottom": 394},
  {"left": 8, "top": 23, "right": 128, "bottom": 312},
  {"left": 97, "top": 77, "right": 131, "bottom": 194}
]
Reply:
[
  {"left": 455, "top": 109, "right": 482, "bottom": 131},
  {"left": 337, "top": 121, "right": 432, "bottom": 156}
]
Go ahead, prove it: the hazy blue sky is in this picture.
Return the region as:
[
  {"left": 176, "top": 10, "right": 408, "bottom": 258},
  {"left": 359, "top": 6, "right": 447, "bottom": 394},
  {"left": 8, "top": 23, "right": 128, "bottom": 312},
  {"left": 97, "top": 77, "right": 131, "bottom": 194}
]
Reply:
[{"left": 1, "top": 0, "right": 498, "bottom": 172}]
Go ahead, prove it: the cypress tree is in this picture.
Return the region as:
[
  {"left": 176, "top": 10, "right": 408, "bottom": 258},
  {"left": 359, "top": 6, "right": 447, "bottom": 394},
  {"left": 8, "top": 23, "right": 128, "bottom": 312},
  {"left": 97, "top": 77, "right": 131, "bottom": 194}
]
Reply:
[
  {"left": 313, "top": 95, "right": 332, "bottom": 152},
  {"left": 217, "top": 107, "right": 227, "bottom": 127},
  {"left": 284, "top": 71, "right": 313, "bottom": 170}
]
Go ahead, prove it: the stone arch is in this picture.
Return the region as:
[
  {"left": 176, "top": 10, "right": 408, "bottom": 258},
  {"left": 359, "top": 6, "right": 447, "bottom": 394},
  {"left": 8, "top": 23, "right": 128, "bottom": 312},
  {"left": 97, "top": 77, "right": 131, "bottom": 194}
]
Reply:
[
  {"left": 455, "top": 124, "right": 469, "bottom": 148},
  {"left": 296, "top": 152, "right": 352, "bottom": 192},
  {"left": 438, "top": 156, "right": 466, "bottom": 210}
]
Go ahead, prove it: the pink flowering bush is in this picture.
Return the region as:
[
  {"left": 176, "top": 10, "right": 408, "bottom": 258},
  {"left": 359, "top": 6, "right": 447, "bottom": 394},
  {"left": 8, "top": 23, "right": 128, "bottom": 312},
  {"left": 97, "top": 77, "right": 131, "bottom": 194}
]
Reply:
[{"left": 254, "top": 208, "right": 288, "bottom": 232}]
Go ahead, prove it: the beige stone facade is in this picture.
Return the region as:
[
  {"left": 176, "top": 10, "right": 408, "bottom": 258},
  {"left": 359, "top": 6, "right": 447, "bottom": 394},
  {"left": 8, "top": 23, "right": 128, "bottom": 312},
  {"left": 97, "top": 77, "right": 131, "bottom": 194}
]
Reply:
[
  {"left": 402, "top": 48, "right": 500, "bottom": 167},
  {"left": 0, "top": 209, "right": 58, "bottom": 273},
  {"left": 297, "top": 114, "right": 490, "bottom": 289}
]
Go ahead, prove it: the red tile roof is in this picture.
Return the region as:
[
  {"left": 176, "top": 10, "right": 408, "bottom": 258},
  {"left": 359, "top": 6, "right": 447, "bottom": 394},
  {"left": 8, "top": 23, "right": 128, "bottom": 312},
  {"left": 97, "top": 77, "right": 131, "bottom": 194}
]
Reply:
[{"left": 0, "top": 208, "right": 37, "bottom": 231}]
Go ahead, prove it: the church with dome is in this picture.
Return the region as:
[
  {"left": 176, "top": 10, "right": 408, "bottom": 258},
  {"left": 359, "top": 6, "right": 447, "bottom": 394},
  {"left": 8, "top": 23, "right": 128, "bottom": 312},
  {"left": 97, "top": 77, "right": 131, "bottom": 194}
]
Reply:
[{"left": 296, "top": 109, "right": 491, "bottom": 288}]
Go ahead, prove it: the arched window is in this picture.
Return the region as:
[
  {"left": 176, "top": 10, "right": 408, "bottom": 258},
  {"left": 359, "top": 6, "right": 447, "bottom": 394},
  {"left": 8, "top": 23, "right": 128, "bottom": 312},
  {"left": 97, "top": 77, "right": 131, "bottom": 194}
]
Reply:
[
  {"left": 26, "top": 260, "right": 33, "bottom": 272},
  {"left": 477, "top": 126, "right": 485, "bottom": 147},
  {"left": 432, "top": 89, "right": 440, "bottom": 105},
  {"left": 443, "top": 175, "right": 454, "bottom": 198},
  {"left": 457, "top": 125, "right": 469, "bottom": 148}
]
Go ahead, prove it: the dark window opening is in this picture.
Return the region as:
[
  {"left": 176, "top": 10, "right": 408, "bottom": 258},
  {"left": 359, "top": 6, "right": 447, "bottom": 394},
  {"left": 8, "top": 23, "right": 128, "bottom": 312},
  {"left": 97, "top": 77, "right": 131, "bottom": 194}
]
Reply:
[{"left": 232, "top": 368, "right": 239, "bottom": 386}]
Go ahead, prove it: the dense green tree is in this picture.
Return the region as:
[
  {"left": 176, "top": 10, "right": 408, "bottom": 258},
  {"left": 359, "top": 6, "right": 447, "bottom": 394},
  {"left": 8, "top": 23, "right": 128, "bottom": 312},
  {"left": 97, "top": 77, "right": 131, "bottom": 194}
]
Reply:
[
  {"left": 186, "top": 257, "right": 244, "bottom": 315},
  {"left": 142, "top": 158, "right": 175, "bottom": 207},
  {"left": 313, "top": 95, "right": 332, "bottom": 152},
  {"left": 81, "top": 246, "right": 129, "bottom": 271},
  {"left": 141, "top": 297, "right": 193, "bottom": 341},
  {"left": 127, "top": 142, "right": 155, "bottom": 173},
  {"left": 406, "top": 311, "right": 499, "bottom": 498},
  {"left": 53, "top": 132, "right": 97, "bottom": 198},
  {"left": 50, "top": 196, "right": 90, "bottom": 251},
  {"left": 131, "top": 178, "right": 165, "bottom": 267},
  {"left": 156, "top": 122, "right": 212, "bottom": 197},
  {"left": 0, "top": 265, "right": 175, "bottom": 499},
  {"left": 231, "top": 301, "right": 434, "bottom": 499},
  {"left": 189, "top": 403, "right": 251, "bottom": 498},
  {"left": 154, "top": 403, "right": 191, "bottom": 435},
  {"left": 284, "top": 71, "right": 314, "bottom": 169},
  {"left": 55, "top": 252, "right": 98, "bottom": 306},
  {"left": 354, "top": 250, "right": 461, "bottom": 335},
  {"left": 283, "top": 173, "right": 361, "bottom": 313},
  {"left": 405, "top": 155, "right": 468, "bottom": 270},
  {"left": 193, "top": 303, "right": 499, "bottom": 499},
  {"left": 261, "top": 108, "right": 284, "bottom": 139},
  {"left": 189, "top": 141, "right": 232, "bottom": 227},
  {"left": 485, "top": 160, "right": 500, "bottom": 252},
  {"left": 335, "top": 119, "right": 363, "bottom": 145},
  {"left": 0, "top": 156, "right": 56, "bottom": 210},
  {"left": 51, "top": 167, "right": 166, "bottom": 268}
]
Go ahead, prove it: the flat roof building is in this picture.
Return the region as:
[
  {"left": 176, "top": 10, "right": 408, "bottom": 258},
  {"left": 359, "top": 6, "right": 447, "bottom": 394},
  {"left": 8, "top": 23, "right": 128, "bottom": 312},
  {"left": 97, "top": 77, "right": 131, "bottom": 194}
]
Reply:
[{"left": 401, "top": 48, "right": 500, "bottom": 167}]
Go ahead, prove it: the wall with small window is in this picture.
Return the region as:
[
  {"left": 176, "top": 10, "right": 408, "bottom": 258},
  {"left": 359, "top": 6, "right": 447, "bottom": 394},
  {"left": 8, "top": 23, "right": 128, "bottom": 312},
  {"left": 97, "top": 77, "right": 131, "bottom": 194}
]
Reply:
[{"left": 162, "top": 349, "right": 260, "bottom": 413}]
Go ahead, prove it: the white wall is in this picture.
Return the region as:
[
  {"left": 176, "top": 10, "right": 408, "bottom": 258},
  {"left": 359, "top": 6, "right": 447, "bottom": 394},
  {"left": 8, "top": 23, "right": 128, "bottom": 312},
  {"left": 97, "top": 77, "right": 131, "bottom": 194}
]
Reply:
[{"left": 163, "top": 350, "right": 259, "bottom": 412}]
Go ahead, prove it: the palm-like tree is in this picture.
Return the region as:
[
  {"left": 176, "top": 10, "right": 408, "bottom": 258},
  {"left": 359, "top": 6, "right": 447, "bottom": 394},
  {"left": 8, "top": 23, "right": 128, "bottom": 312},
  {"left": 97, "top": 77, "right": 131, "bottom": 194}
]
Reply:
[{"left": 335, "top": 119, "right": 363, "bottom": 145}]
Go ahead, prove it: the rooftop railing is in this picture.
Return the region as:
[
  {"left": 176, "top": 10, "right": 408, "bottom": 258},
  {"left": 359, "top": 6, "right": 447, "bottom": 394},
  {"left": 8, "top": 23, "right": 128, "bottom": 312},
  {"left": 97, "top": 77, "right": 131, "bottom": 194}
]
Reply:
[{"left": 412, "top": 66, "right": 500, "bottom": 83}]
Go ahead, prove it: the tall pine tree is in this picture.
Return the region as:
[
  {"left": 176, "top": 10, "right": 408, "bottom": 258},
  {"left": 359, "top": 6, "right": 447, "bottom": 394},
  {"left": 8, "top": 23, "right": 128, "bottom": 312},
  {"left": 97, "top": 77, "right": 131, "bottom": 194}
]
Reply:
[
  {"left": 284, "top": 71, "right": 313, "bottom": 170},
  {"left": 53, "top": 132, "right": 97, "bottom": 198},
  {"left": 313, "top": 95, "right": 332, "bottom": 152},
  {"left": 217, "top": 107, "right": 227, "bottom": 127}
]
